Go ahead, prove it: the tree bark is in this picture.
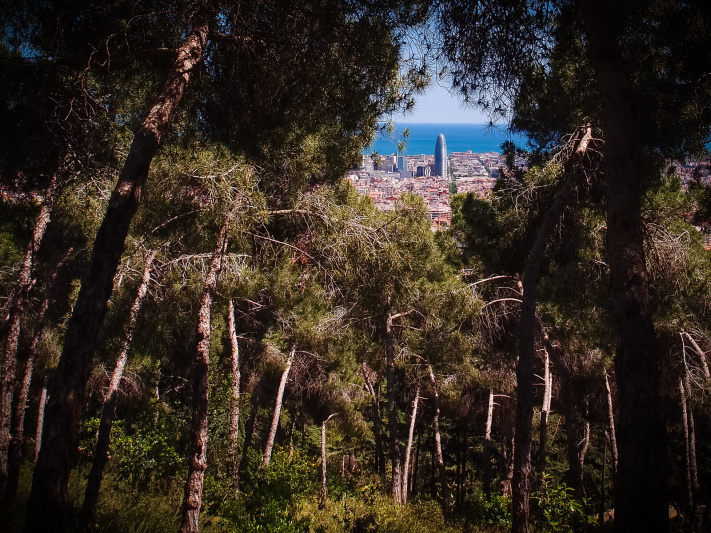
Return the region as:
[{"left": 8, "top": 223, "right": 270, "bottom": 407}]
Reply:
[
  {"left": 34, "top": 382, "right": 47, "bottom": 464},
  {"left": 513, "top": 126, "right": 592, "bottom": 533},
  {"left": 402, "top": 385, "right": 421, "bottom": 504},
  {"left": 428, "top": 364, "right": 450, "bottom": 520},
  {"left": 579, "top": 3, "right": 668, "bottom": 530},
  {"left": 483, "top": 390, "right": 495, "bottom": 497},
  {"left": 361, "top": 363, "right": 386, "bottom": 477},
  {"left": 604, "top": 371, "right": 618, "bottom": 474},
  {"left": 6, "top": 248, "right": 73, "bottom": 502},
  {"left": 682, "top": 369, "right": 699, "bottom": 500},
  {"left": 179, "top": 216, "right": 231, "bottom": 533},
  {"left": 262, "top": 344, "right": 296, "bottom": 467},
  {"left": 0, "top": 175, "right": 59, "bottom": 501},
  {"left": 27, "top": 21, "right": 208, "bottom": 531},
  {"left": 227, "top": 300, "right": 241, "bottom": 490},
  {"left": 320, "top": 414, "right": 337, "bottom": 508},
  {"left": 83, "top": 250, "right": 156, "bottom": 516},
  {"left": 385, "top": 313, "right": 402, "bottom": 504},
  {"left": 679, "top": 379, "right": 693, "bottom": 514},
  {"left": 538, "top": 349, "right": 552, "bottom": 479}
]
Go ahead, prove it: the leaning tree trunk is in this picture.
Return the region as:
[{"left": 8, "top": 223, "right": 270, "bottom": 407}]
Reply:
[
  {"left": 180, "top": 216, "right": 232, "bottom": 533},
  {"left": 513, "top": 126, "right": 592, "bottom": 533},
  {"left": 83, "top": 250, "right": 156, "bottom": 517},
  {"left": 262, "top": 344, "right": 296, "bottom": 467},
  {"left": 428, "top": 364, "right": 450, "bottom": 520},
  {"left": 6, "top": 248, "right": 73, "bottom": 502},
  {"left": 385, "top": 312, "right": 402, "bottom": 504},
  {"left": 34, "top": 382, "right": 48, "bottom": 463},
  {"left": 227, "top": 300, "right": 241, "bottom": 490},
  {"left": 0, "top": 175, "right": 59, "bottom": 502},
  {"left": 402, "top": 385, "right": 421, "bottom": 504},
  {"left": 319, "top": 414, "right": 337, "bottom": 508},
  {"left": 579, "top": 3, "right": 668, "bottom": 530},
  {"left": 682, "top": 331, "right": 710, "bottom": 380},
  {"left": 604, "top": 371, "right": 618, "bottom": 474},
  {"left": 27, "top": 21, "right": 208, "bottom": 532}
]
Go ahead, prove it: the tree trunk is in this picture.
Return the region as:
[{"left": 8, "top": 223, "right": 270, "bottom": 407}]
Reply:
[
  {"left": 262, "top": 344, "right": 296, "bottom": 467},
  {"left": 682, "top": 331, "right": 710, "bottom": 380},
  {"left": 27, "top": 21, "right": 208, "bottom": 531},
  {"left": 513, "top": 126, "right": 592, "bottom": 533},
  {"left": 385, "top": 313, "right": 402, "bottom": 504},
  {"left": 83, "top": 250, "right": 156, "bottom": 516},
  {"left": 428, "top": 364, "right": 450, "bottom": 520},
  {"left": 402, "top": 385, "right": 421, "bottom": 504},
  {"left": 227, "top": 300, "right": 241, "bottom": 490},
  {"left": 0, "top": 175, "right": 59, "bottom": 501},
  {"left": 483, "top": 390, "right": 494, "bottom": 497},
  {"left": 320, "top": 414, "right": 337, "bottom": 508},
  {"left": 34, "top": 382, "right": 48, "bottom": 464},
  {"left": 579, "top": 3, "right": 668, "bottom": 530},
  {"left": 538, "top": 349, "right": 552, "bottom": 479},
  {"left": 683, "top": 370, "right": 699, "bottom": 499},
  {"left": 361, "top": 363, "right": 385, "bottom": 477},
  {"left": 6, "top": 248, "right": 73, "bottom": 502},
  {"left": 604, "top": 371, "right": 618, "bottom": 474},
  {"left": 680, "top": 378, "right": 694, "bottom": 514},
  {"left": 179, "top": 216, "right": 232, "bottom": 533}
]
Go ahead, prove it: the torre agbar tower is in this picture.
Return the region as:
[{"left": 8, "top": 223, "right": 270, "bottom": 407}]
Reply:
[{"left": 434, "top": 133, "right": 448, "bottom": 177}]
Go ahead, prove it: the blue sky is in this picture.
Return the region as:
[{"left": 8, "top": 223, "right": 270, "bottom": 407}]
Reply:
[{"left": 393, "top": 83, "right": 490, "bottom": 123}]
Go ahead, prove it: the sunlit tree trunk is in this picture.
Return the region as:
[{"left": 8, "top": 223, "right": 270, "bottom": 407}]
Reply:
[
  {"left": 28, "top": 21, "right": 209, "bottom": 531},
  {"left": 604, "top": 371, "right": 618, "bottom": 474},
  {"left": 227, "top": 300, "right": 241, "bottom": 490},
  {"left": 34, "top": 382, "right": 48, "bottom": 463},
  {"left": 538, "top": 350, "right": 552, "bottom": 480},
  {"left": 262, "top": 344, "right": 296, "bottom": 467},
  {"left": 483, "top": 390, "right": 495, "bottom": 497},
  {"left": 83, "top": 251, "right": 156, "bottom": 516},
  {"left": 180, "top": 215, "right": 232, "bottom": 533},
  {"left": 402, "top": 385, "right": 421, "bottom": 503},
  {"left": 682, "top": 331, "right": 710, "bottom": 379},
  {"left": 385, "top": 312, "right": 402, "bottom": 504},
  {"left": 680, "top": 378, "right": 693, "bottom": 514}
]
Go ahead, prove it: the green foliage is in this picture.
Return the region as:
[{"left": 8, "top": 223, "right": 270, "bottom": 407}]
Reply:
[{"left": 531, "top": 474, "right": 596, "bottom": 532}]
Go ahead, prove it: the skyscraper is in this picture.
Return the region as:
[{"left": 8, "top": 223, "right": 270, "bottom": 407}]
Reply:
[{"left": 434, "top": 133, "right": 448, "bottom": 177}]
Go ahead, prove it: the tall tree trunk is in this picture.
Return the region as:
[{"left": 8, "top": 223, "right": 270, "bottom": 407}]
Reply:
[
  {"left": 227, "top": 300, "right": 241, "bottom": 490},
  {"left": 385, "top": 312, "right": 402, "bottom": 504},
  {"left": 27, "top": 21, "right": 208, "bottom": 531},
  {"left": 428, "top": 364, "right": 450, "bottom": 520},
  {"left": 179, "top": 216, "right": 232, "bottom": 533},
  {"left": 320, "top": 414, "right": 337, "bottom": 508},
  {"left": 402, "top": 385, "right": 421, "bottom": 504},
  {"left": 83, "top": 251, "right": 156, "bottom": 516},
  {"left": 483, "top": 390, "right": 494, "bottom": 497},
  {"left": 604, "top": 371, "right": 618, "bottom": 474},
  {"left": 579, "top": 3, "right": 668, "bottom": 530},
  {"left": 34, "top": 382, "right": 48, "bottom": 463},
  {"left": 682, "top": 370, "right": 699, "bottom": 499},
  {"left": 0, "top": 175, "right": 59, "bottom": 501},
  {"left": 679, "top": 378, "right": 694, "bottom": 515},
  {"left": 513, "top": 126, "right": 592, "bottom": 533},
  {"left": 538, "top": 349, "right": 552, "bottom": 479},
  {"left": 361, "top": 363, "right": 385, "bottom": 477},
  {"left": 262, "top": 344, "right": 296, "bottom": 467},
  {"left": 6, "top": 248, "right": 73, "bottom": 502}
]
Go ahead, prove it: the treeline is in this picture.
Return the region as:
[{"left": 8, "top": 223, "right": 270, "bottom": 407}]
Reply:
[{"left": 1, "top": 1, "right": 711, "bottom": 533}]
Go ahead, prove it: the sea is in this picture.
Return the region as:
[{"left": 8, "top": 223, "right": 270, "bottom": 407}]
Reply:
[{"left": 364, "top": 123, "right": 527, "bottom": 156}]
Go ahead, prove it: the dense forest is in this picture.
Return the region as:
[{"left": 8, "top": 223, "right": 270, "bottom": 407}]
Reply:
[{"left": 1, "top": 1, "right": 711, "bottom": 532}]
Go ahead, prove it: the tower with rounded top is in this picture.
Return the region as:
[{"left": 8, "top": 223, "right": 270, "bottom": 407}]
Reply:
[{"left": 434, "top": 133, "right": 448, "bottom": 177}]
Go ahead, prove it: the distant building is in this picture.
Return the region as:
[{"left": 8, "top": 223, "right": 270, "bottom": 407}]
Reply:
[{"left": 434, "top": 133, "right": 448, "bottom": 177}]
